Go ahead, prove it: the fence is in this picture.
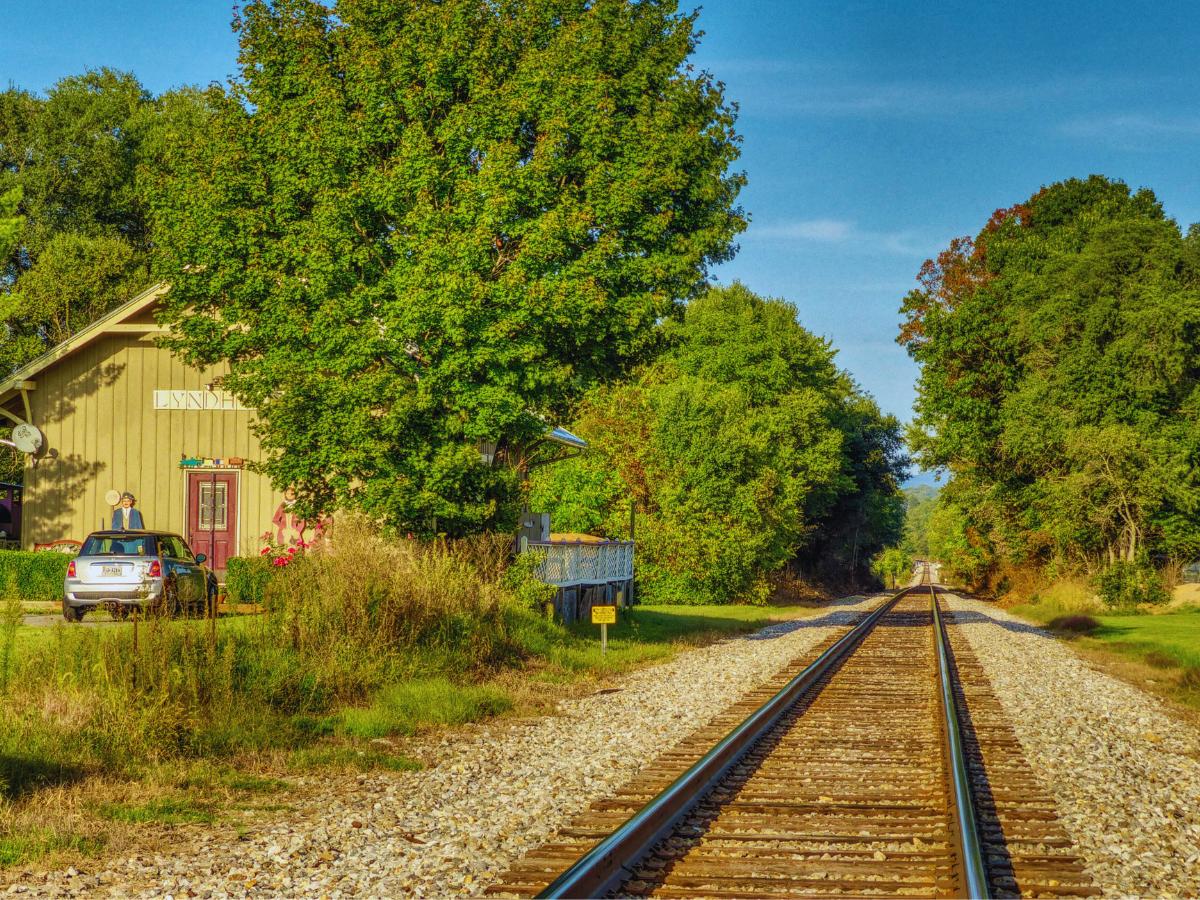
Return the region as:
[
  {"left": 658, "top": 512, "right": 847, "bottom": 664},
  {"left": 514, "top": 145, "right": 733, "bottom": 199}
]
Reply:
[
  {"left": 525, "top": 540, "right": 634, "bottom": 587},
  {"left": 524, "top": 540, "right": 635, "bottom": 625}
]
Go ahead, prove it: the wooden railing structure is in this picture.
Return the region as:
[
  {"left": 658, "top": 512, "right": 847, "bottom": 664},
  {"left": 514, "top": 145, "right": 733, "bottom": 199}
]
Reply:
[{"left": 524, "top": 539, "right": 635, "bottom": 624}]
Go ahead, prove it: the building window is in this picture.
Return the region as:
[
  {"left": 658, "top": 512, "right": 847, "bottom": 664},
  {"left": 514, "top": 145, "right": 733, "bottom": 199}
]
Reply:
[{"left": 198, "top": 482, "right": 228, "bottom": 530}]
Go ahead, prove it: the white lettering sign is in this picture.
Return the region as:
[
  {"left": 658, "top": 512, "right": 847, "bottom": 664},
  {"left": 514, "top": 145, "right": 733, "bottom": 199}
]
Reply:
[{"left": 153, "top": 390, "right": 248, "bottom": 411}]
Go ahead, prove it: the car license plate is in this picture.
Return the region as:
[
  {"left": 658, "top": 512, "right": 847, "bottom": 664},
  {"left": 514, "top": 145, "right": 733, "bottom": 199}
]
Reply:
[{"left": 102, "top": 565, "right": 123, "bottom": 577}]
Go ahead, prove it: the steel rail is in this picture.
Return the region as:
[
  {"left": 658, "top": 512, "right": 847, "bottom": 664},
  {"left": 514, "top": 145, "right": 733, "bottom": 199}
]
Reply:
[
  {"left": 931, "top": 583, "right": 992, "bottom": 899},
  {"left": 535, "top": 585, "right": 914, "bottom": 899}
]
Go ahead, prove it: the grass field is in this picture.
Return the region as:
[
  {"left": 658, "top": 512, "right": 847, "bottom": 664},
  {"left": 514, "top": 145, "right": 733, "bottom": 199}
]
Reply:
[
  {"left": 1, "top": 577, "right": 844, "bottom": 872},
  {"left": 1079, "top": 612, "right": 1200, "bottom": 711},
  {"left": 1088, "top": 611, "right": 1200, "bottom": 670},
  {"left": 1008, "top": 584, "right": 1200, "bottom": 712}
]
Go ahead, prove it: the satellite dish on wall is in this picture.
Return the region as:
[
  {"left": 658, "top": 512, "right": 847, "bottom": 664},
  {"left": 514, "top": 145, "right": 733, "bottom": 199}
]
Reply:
[
  {"left": 105, "top": 490, "right": 122, "bottom": 507},
  {"left": 10, "top": 424, "right": 43, "bottom": 455}
]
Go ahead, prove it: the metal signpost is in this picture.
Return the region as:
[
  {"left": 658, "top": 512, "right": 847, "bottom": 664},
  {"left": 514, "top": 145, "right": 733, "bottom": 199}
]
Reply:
[{"left": 591, "top": 604, "right": 616, "bottom": 654}]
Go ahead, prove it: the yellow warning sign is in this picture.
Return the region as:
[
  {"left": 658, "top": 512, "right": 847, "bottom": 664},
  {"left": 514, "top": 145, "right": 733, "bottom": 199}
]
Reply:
[{"left": 591, "top": 605, "right": 617, "bottom": 625}]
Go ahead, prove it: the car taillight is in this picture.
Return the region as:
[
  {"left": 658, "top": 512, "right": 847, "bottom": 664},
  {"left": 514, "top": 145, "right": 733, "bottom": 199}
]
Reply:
[
  {"left": 148, "top": 560, "right": 162, "bottom": 578},
  {"left": 67, "top": 561, "right": 76, "bottom": 577}
]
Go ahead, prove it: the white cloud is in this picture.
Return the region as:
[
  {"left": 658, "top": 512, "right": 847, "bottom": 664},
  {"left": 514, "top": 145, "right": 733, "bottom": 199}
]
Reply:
[
  {"left": 723, "top": 70, "right": 1171, "bottom": 121},
  {"left": 753, "top": 218, "right": 855, "bottom": 241},
  {"left": 750, "top": 218, "right": 942, "bottom": 257},
  {"left": 1059, "top": 113, "right": 1200, "bottom": 140}
]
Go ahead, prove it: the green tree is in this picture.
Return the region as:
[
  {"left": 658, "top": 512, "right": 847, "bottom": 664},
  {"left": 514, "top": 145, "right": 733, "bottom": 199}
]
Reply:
[
  {"left": 531, "top": 283, "right": 906, "bottom": 603},
  {"left": 900, "top": 484, "right": 938, "bottom": 558},
  {"left": 799, "top": 393, "right": 907, "bottom": 581},
  {"left": 0, "top": 70, "right": 172, "bottom": 374},
  {"left": 0, "top": 188, "right": 22, "bottom": 482},
  {"left": 871, "top": 547, "right": 913, "bottom": 590},
  {"left": 0, "top": 188, "right": 19, "bottom": 261},
  {"left": 901, "top": 176, "right": 1200, "bottom": 587},
  {"left": 149, "top": 0, "right": 746, "bottom": 535},
  {"left": 925, "top": 487, "right": 995, "bottom": 587}
]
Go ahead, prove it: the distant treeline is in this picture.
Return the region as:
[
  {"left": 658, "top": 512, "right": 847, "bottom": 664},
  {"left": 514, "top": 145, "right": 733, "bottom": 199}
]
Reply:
[
  {"left": 531, "top": 283, "right": 907, "bottom": 604},
  {"left": 902, "top": 176, "right": 1200, "bottom": 592}
]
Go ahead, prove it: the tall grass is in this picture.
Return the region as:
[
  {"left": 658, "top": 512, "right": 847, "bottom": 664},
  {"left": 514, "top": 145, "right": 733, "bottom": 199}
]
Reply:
[
  {"left": 0, "top": 592, "right": 20, "bottom": 694},
  {"left": 1008, "top": 578, "right": 1102, "bottom": 627},
  {"left": 0, "top": 521, "right": 555, "bottom": 783}
]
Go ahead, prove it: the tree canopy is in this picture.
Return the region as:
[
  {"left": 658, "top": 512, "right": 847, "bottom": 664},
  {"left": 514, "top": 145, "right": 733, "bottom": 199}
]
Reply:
[
  {"left": 149, "top": 0, "right": 747, "bottom": 535},
  {"left": 531, "top": 283, "right": 907, "bottom": 603},
  {"left": 901, "top": 175, "right": 1200, "bottom": 587},
  {"left": 900, "top": 484, "right": 937, "bottom": 559},
  {"left": 871, "top": 547, "right": 912, "bottom": 590},
  {"left": 0, "top": 70, "right": 161, "bottom": 372}
]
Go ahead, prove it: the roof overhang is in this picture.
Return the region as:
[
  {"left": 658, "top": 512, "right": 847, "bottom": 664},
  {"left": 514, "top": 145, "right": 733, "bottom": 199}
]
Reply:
[
  {"left": 544, "top": 426, "right": 588, "bottom": 450},
  {"left": 0, "top": 282, "right": 170, "bottom": 423}
]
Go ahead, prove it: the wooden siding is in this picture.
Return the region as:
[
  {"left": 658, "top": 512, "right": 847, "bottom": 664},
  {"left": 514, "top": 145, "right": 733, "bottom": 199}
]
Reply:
[{"left": 20, "top": 333, "right": 282, "bottom": 555}]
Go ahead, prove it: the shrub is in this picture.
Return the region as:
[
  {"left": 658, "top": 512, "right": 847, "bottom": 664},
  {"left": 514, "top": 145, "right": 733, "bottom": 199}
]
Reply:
[
  {"left": 0, "top": 551, "right": 70, "bottom": 602},
  {"left": 224, "top": 556, "right": 273, "bottom": 605},
  {"left": 871, "top": 548, "right": 914, "bottom": 590},
  {"left": 1093, "top": 558, "right": 1169, "bottom": 610},
  {"left": 1050, "top": 614, "right": 1100, "bottom": 635}
]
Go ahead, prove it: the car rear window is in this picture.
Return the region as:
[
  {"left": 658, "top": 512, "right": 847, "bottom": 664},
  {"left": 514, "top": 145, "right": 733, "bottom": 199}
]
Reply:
[{"left": 80, "top": 535, "right": 158, "bottom": 557}]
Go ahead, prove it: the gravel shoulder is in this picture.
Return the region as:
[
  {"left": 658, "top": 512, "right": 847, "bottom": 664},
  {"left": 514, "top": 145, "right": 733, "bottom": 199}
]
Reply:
[
  {"left": 3, "top": 595, "right": 878, "bottom": 898},
  {"left": 944, "top": 592, "right": 1200, "bottom": 898}
]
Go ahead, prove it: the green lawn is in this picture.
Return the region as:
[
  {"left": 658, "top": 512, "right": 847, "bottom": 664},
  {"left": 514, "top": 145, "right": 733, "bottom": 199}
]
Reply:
[
  {"left": 1087, "top": 610, "right": 1200, "bottom": 671},
  {"left": 1009, "top": 599, "right": 1200, "bottom": 709},
  {"left": 522, "top": 602, "right": 834, "bottom": 681},
  {"left": 0, "top": 597, "right": 848, "bottom": 870},
  {"left": 592, "top": 602, "right": 823, "bottom": 641}
]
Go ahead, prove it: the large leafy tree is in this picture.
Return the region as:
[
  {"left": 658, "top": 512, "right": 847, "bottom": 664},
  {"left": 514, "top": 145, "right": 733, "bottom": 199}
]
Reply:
[
  {"left": 0, "top": 70, "right": 200, "bottom": 373},
  {"left": 531, "top": 283, "right": 906, "bottom": 603},
  {"left": 0, "top": 188, "right": 22, "bottom": 482},
  {"left": 150, "top": 0, "right": 746, "bottom": 535},
  {"left": 901, "top": 176, "right": 1200, "bottom": 584},
  {"left": 0, "top": 188, "right": 19, "bottom": 266}
]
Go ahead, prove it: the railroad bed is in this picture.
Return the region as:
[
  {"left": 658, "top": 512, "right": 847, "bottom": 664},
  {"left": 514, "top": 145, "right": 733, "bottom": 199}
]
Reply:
[{"left": 489, "top": 585, "right": 1098, "bottom": 899}]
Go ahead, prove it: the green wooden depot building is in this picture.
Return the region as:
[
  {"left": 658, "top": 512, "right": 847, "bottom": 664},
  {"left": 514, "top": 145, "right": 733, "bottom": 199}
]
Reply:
[{"left": 0, "top": 283, "right": 311, "bottom": 574}]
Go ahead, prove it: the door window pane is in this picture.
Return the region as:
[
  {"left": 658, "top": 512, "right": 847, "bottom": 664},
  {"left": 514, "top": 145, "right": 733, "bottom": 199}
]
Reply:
[{"left": 198, "top": 482, "right": 228, "bottom": 530}]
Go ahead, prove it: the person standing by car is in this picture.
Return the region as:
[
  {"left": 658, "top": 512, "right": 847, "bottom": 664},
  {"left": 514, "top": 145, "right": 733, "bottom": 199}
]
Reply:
[{"left": 111, "top": 492, "right": 145, "bottom": 530}]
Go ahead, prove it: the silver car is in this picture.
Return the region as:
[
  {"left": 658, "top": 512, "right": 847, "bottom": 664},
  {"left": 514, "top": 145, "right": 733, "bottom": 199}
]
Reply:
[{"left": 63, "top": 530, "right": 216, "bottom": 621}]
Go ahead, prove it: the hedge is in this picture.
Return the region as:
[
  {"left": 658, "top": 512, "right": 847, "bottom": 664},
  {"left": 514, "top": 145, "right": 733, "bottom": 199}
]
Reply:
[
  {"left": 0, "top": 551, "right": 72, "bottom": 602},
  {"left": 224, "top": 556, "right": 274, "bottom": 605}
]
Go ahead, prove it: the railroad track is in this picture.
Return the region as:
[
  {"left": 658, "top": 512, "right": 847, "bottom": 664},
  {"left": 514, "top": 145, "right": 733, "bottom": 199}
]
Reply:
[{"left": 489, "top": 581, "right": 1098, "bottom": 899}]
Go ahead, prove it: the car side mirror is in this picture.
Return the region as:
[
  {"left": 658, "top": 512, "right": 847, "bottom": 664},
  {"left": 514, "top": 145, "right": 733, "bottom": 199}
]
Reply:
[{"left": 195, "top": 553, "right": 207, "bottom": 564}]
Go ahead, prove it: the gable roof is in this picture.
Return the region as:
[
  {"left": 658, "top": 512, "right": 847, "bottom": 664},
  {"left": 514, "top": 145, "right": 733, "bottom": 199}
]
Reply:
[{"left": 0, "top": 282, "right": 170, "bottom": 410}]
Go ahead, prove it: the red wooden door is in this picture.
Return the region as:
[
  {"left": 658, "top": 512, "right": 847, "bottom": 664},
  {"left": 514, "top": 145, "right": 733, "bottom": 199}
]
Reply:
[{"left": 187, "top": 472, "right": 238, "bottom": 573}]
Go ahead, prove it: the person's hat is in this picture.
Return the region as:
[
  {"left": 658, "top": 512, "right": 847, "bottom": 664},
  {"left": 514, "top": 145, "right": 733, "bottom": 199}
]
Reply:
[{"left": 121, "top": 491, "right": 136, "bottom": 502}]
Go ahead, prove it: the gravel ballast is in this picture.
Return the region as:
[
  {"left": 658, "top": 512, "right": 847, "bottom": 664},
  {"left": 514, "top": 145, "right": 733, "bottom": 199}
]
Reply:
[
  {"left": 944, "top": 593, "right": 1200, "bottom": 897},
  {"left": 11, "top": 592, "right": 1200, "bottom": 898},
  {"left": 2, "top": 598, "right": 875, "bottom": 898}
]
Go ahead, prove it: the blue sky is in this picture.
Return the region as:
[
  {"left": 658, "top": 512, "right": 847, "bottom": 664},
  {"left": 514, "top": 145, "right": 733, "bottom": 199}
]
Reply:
[{"left": 5, "top": 1, "right": 1200, "bottom": 455}]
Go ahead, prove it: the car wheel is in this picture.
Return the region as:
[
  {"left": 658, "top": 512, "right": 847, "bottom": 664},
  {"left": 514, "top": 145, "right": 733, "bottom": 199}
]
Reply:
[{"left": 62, "top": 599, "right": 85, "bottom": 622}]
